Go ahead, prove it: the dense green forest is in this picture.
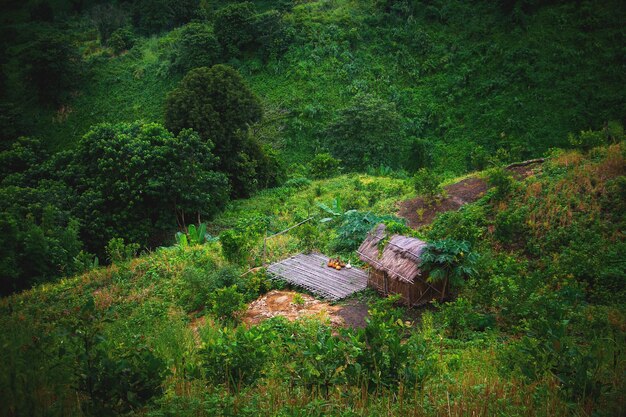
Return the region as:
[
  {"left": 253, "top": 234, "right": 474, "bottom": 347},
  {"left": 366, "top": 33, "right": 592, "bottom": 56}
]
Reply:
[{"left": 0, "top": 0, "right": 624, "bottom": 416}]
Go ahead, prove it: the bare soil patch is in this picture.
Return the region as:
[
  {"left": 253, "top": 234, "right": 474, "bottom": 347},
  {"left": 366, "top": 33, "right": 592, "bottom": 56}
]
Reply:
[
  {"left": 398, "top": 162, "right": 542, "bottom": 229},
  {"left": 243, "top": 290, "right": 369, "bottom": 328}
]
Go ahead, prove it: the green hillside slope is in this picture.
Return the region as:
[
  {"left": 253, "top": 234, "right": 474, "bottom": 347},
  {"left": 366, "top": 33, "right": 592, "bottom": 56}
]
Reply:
[
  {"left": 2, "top": 0, "right": 624, "bottom": 172},
  {"left": 1, "top": 143, "right": 624, "bottom": 416}
]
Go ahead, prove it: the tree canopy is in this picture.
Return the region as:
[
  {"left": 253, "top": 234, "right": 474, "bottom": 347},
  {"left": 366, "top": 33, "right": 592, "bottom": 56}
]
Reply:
[
  {"left": 327, "top": 93, "right": 403, "bottom": 171},
  {"left": 165, "top": 64, "right": 266, "bottom": 197},
  {"left": 66, "top": 122, "right": 229, "bottom": 251}
]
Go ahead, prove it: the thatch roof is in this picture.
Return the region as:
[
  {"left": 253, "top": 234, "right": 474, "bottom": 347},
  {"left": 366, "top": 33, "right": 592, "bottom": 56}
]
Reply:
[{"left": 357, "top": 224, "right": 428, "bottom": 284}]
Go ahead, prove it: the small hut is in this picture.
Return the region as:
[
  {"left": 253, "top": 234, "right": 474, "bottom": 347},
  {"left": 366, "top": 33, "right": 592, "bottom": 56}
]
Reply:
[{"left": 357, "top": 224, "right": 445, "bottom": 306}]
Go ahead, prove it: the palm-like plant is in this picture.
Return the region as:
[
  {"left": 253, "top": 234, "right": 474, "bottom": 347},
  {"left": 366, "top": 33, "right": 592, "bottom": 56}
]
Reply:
[{"left": 419, "top": 239, "right": 478, "bottom": 301}]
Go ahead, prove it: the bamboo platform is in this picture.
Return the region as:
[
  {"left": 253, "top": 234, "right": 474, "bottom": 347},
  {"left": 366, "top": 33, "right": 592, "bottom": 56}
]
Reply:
[{"left": 267, "top": 253, "right": 368, "bottom": 300}]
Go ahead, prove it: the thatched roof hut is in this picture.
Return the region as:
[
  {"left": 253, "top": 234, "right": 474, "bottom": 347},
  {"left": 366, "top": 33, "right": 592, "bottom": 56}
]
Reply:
[{"left": 357, "top": 224, "right": 444, "bottom": 306}]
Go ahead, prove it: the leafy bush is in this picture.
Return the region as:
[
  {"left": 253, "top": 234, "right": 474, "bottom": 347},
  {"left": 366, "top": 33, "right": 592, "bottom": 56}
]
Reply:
[
  {"left": 437, "top": 297, "right": 494, "bottom": 339},
  {"left": 419, "top": 239, "right": 478, "bottom": 301},
  {"left": 201, "top": 324, "right": 270, "bottom": 388},
  {"left": 494, "top": 206, "right": 529, "bottom": 245},
  {"left": 105, "top": 238, "right": 140, "bottom": 263},
  {"left": 327, "top": 93, "right": 403, "bottom": 171},
  {"left": 308, "top": 153, "right": 341, "bottom": 179},
  {"left": 0, "top": 183, "right": 83, "bottom": 294},
  {"left": 169, "top": 23, "right": 220, "bottom": 74},
  {"left": 214, "top": 2, "right": 257, "bottom": 57},
  {"left": 108, "top": 27, "right": 135, "bottom": 54},
  {"left": 427, "top": 204, "right": 488, "bottom": 245},
  {"left": 208, "top": 285, "right": 246, "bottom": 324},
  {"left": 413, "top": 168, "right": 444, "bottom": 205},
  {"left": 568, "top": 129, "right": 606, "bottom": 151},
  {"left": 284, "top": 177, "right": 311, "bottom": 189},
  {"left": 487, "top": 168, "right": 514, "bottom": 201}
]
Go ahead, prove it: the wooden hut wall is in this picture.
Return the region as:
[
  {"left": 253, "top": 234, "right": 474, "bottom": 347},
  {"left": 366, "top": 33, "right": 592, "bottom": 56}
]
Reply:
[{"left": 368, "top": 269, "right": 387, "bottom": 294}]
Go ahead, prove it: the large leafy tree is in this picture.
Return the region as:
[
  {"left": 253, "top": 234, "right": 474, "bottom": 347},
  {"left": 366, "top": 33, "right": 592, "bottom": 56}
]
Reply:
[
  {"left": 132, "top": 0, "right": 199, "bottom": 34},
  {"left": 165, "top": 65, "right": 267, "bottom": 197},
  {"left": 66, "top": 122, "right": 229, "bottom": 252},
  {"left": 213, "top": 2, "right": 257, "bottom": 56},
  {"left": 327, "top": 93, "right": 403, "bottom": 171},
  {"left": 19, "top": 30, "right": 82, "bottom": 105}
]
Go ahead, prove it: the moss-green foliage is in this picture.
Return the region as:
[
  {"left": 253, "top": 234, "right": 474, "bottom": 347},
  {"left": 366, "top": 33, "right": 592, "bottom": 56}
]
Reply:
[
  {"left": 327, "top": 92, "right": 403, "bottom": 170},
  {"left": 66, "top": 121, "right": 229, "bottom": 253},
  {"left": 18, "top": 28, "right": 82, "bottom": 106},
  {"left": 214, "top": 2, "right": 257, "bottom": 57},
  {"left": 167, "top": 23, "right": 220, "bottom": 74},
  {"left": 308, "top": 152, "right": 341, "bottom": 179},
  {"left": 165, "top": 64, "right": 267, "bottom": 197},
  {"left": 108, "top": 27, "right": 135, "bottom": 54},
  {"left": 1, "top": 145, "right": 625, "bottom": 415}
]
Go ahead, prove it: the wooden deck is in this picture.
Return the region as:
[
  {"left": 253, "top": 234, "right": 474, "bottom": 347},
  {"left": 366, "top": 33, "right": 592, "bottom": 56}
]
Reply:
[{"left": 267, "top": 253, "right": 368, "bottom": 301}]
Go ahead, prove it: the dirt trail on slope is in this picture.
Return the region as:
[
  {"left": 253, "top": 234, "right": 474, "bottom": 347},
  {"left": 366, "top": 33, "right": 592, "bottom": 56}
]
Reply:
[
  {"left": 398, "top": 161, "right": 542, "bottom": 229},
  {"left": 243, "top": 290, "right": 369, "bottom": 328}
]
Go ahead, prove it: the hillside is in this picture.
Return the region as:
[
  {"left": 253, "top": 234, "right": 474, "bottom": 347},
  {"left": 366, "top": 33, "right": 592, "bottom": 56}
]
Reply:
[
  {"left": 2, "top": 144, "right": 625, "bottom": 416},
  {"left": 2, "top": 0, "right": 624, "bottom": 171},
  {"left": 0, "top": 0, "right": 625, "bottom": 416}
]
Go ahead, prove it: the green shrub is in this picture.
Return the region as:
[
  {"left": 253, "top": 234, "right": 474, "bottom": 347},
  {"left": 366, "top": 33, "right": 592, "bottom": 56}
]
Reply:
[
  {"left": 169, "top": 23, "right": 220, "bottom": 74},
  {"left": 284, "top": 177, "right": 311, "bottom": 189},
  {"left": 437, "top": 297, "right": 494, "bottom": 339},
  {"left": 327, "top": 93, "right": 404, "bottom": 171},
  {"left": 427, "top": 204, "right": 487, "bottom": 245},
  {"left": 467, "top": 145, "right": 489, "bottom": 171},
  {"left": 208, "top": 285, "right": 246, "bottom": 324},
  {"left": 413, "top": 168, "right": 444, "bottom": 205},
  {"left": 201, "top": 324, "right": 269, "bottom": 388},
  {"left": 108, "top": 27, "right": 135, "bottom": 54},
  {"left": 105, "top": 238, "right": 140, "bottom": 263},
  {"left": 214, "top": 2, "right": 257, "bottom": 57},
  {"left": 568, "top": 129, "right": 606, "bottom": 151},
  {"left": 308, "top": 153, "right": 341, "bottom": 179},
  {"left": 419, "top": 239, "right": 478, "bottom": 301},
  {"left": 487, "top": 167, "right": 514, "bottom": 201},
  {"left": 494, "top": 206, "right": 529, "bottom": 245},
  {"left": 219, "top": 229, "right": 248, "bottom": 264}
]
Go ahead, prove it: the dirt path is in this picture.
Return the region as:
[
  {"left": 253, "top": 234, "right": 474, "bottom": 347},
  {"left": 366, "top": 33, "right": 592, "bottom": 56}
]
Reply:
[
  {"left": 398, "top": 162, "right": 541, "bottom": 229},
  {"left": 243, "top": 290, "right": 369, "bottom": 328}
]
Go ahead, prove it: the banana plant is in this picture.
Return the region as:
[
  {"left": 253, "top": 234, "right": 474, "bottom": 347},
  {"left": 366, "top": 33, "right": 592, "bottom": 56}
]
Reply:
[
  {"left": 175, "top": 223, "right": 217, "bottom": 247},
  {"left": 316, "top": 197, "right": 356, "bottom": 223}
]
